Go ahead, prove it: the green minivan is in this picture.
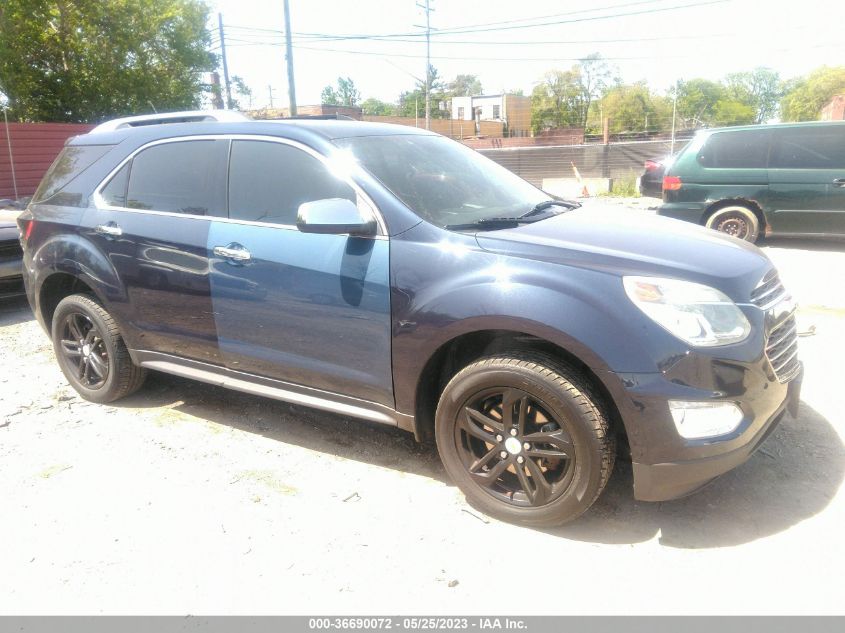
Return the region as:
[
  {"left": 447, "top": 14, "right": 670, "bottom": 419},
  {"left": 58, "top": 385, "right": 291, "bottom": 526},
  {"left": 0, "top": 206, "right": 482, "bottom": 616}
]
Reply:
[{"left": 658, "top": 121, "right": 845, "bottom": 241}]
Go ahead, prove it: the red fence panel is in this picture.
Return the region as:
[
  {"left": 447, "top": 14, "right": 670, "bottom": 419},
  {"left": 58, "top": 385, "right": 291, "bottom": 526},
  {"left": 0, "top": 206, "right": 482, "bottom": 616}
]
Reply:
[{"left": 0, "top": 122, "right": 94, "bottom": 199}]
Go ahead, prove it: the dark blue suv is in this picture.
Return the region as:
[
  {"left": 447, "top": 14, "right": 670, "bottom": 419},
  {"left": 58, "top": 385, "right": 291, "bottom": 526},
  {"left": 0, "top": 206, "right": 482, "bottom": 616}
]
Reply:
[{"left": 18, "top": 112, "right": 802, "bottom": 526}]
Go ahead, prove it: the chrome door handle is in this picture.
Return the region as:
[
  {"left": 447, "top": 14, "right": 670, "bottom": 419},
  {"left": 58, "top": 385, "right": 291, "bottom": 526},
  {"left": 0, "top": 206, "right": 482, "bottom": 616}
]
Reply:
[
  {"left": 95, "top": 223, "right": 122, "bottom": 237},
  {"left": 833, "top": 178, "right": 845, "bottom": 187},
  {"left": 213, "top": 244, "right": 252, "bottom": 262}
]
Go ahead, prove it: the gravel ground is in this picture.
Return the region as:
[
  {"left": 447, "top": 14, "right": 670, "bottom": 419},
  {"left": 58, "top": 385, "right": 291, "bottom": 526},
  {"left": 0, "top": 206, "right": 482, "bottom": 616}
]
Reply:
[{"left": 1, "top": 209, "right": 844, "bottom": 615}]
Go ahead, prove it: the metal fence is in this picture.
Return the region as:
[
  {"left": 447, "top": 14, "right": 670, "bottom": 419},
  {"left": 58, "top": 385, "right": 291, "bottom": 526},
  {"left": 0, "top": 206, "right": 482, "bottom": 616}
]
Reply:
[{"left": 478, "top": 139, "right": 682, "bottom": 186}]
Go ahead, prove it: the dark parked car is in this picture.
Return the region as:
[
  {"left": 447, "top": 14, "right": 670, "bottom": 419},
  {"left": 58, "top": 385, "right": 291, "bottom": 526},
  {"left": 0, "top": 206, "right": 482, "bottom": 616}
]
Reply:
[
  {"left": 639, "top": 156, "right": 668, "bottom": 197},
  {"left": 0, "top": 216, "right": 24, "bottom": 298},
  {"left": 19, "top": 112, "right": 802, "bottom": 526},
  {"left": 659, "top": 121, "right": 845, "bottom": 241}
]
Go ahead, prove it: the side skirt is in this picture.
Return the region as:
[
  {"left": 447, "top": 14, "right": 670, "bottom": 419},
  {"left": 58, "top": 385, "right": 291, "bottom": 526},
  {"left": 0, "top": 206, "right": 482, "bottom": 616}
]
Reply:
[{"left": 133, "top": 350, "right": 415, "bottom": 434}]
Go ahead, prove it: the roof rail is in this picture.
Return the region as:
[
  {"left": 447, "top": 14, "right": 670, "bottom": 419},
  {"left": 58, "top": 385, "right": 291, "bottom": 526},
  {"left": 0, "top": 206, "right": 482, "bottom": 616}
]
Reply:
[{"left": 90, "top": 110, "right": 250, "bottom": 133}]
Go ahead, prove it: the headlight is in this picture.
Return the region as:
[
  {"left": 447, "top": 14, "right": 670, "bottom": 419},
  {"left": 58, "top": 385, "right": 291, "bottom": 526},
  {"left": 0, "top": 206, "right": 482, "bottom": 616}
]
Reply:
[{"left": 623, "top": 276, "right": 751, "bottom": 347}]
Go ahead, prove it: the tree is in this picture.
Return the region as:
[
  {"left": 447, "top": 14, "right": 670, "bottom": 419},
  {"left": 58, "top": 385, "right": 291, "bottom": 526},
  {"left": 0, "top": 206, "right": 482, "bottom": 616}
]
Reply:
[
  {"left": 447, "top": 74, "right": 482, "bottom": 97},
  {"left": 675, "top": 78, "right": 725, "bottom": 126},
  {"left": 320, "top": 77, "right": 361, "bottom": 107},
  {"left": 397, "top": 65, "right": 448, "bottom": 119},
  {"left": 230, "top": 75, "right": 253, "bottom": 110},
  {"left": 599, "top": 82, "right": 671, "bottom": 134},
  {"left": 780, "top": 66, "right": 845, "bottom": 121},
  {"left": 0, "top": 0, "right": 215, "bottom": 122},
  {"left": 530, "top": 54, "right": 613, "bottom": 134},
  {"left": 724, "top": 67, "right": 781, "bottom": 123},
  {"left": 361, "top": 97, "right": 395, "bottom": 116}
]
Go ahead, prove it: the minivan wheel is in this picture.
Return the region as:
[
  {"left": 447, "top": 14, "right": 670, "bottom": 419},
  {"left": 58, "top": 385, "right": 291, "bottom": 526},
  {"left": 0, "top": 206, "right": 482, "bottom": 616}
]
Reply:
[
  {"left": 51, "top": 294, "right": 146, "bottom": 403},
  {"left": 435, "top": 352, "right": 616, "bottom": 527},
  {"left": 705, "top": 204, "right": 760, "bottom": 242}
]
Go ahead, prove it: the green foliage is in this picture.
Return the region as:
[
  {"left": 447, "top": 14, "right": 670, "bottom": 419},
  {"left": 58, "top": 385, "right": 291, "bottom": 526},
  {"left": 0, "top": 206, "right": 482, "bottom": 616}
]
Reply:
[
  {"left": 398, "top": 65, "right": 448, "bottom": 119},
  {"left": 447, "top": 74, "right": 482, "bottom": 97},
  {"left": 599, "top": 173, "right": 640, "bottom": 198},
  {"left": 780, "top": 66, "right": 845, "bottom": 121},
  {"left": 598, "top": 82, "right": 672, "bottom": 134},
  {"left": 320, "top": 77, "right": 361, "bottom": 107},
  {"left": 723, "top": 67, "right": 781, "bottom": 123},
  {"left": 230, "top": 75, "right": 252, "bottom": 110},
  {"left": 361, "top": 97, "right": 395, "bottom": 116},
  {"left": 530, "top": 54, "right": 611, "bottom": 134},
  {"left": 0, "top": 0, "right": 215, "bottom": 122}
]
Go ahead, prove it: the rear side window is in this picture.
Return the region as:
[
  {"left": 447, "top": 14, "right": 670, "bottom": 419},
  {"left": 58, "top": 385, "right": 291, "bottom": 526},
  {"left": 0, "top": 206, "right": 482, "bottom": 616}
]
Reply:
[
  {"left": 770, "top": 126, "right": 845, "bottom": 169},
  {"left": 228, "top": 140, "right": 355, "bottom": 226},
  {"left": 697, "top": 130, "right": 769, "bottom": 169},
  {"left": 32, "top": 144, "right": 112, "bottom": 203},
  {"left": 126, "top": 140, "right": 228, "bottom": 215}
]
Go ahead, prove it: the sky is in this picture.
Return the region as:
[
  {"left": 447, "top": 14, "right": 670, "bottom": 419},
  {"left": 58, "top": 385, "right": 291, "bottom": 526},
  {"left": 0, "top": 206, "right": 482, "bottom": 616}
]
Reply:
[{"left": 208, "top": 0, "right": 844, "bottom": 110}]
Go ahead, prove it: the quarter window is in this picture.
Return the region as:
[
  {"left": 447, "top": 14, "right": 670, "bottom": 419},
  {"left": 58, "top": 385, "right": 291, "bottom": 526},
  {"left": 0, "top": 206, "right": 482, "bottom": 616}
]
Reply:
[
  {"left": 770, "top": 126, "right": 845, "bottom": 169},
  {"left": 697, "top": 130, "right": 770, "bottom": 169},
  {"left": 125, "top": 140, "right": 228, "bottom": 215},
  {"left": 100, "top": 163, "right": 129, "bottom": 207},
  {"left": 228, "top": 140, "right": 355, "bottom": 226}
]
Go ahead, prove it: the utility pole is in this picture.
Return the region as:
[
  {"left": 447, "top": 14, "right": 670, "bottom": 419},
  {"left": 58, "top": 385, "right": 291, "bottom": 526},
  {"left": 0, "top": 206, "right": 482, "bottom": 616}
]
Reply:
[
  {"left": 217, "top": 13, "right": 233, "bottom": 109},
  {"left": 268, "top": 85, "right": 275, "bottom": 109},
  {"left": 670, "top": 79, "right": 678, "bottom": 155},
  {"left": 416, "top": 0, "right": 433, "bottom": 130},
  {"left": 283, "top": 0, "right": 297, "bottom": 116}
]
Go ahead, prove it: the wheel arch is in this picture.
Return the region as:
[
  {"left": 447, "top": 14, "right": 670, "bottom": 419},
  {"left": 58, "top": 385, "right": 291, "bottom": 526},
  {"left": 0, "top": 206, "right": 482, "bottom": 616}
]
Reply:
[
  {"left": 412, "top": 328, "right": 628, "bottom": 454},
  {"left": 704, "top": 198, "right": 767, "bottom": 233}
]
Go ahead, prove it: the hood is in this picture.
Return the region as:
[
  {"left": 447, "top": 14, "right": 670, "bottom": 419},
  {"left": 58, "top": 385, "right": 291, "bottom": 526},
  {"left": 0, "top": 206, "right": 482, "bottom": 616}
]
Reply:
[{"left": 475, "top": 206, "right": 772, "bottom": 299}]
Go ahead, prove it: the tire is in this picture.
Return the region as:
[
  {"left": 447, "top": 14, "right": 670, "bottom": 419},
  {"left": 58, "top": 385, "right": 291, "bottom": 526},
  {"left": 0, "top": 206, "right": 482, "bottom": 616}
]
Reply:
[
  {"left": 435, "top": 352, "right": 616, "bottom": 527},
  {"left": 705, "top": 204, "right": 760, "bottom": 242},
  {"left": 51, "top": 293, "right": 146, "bottom": 403}
]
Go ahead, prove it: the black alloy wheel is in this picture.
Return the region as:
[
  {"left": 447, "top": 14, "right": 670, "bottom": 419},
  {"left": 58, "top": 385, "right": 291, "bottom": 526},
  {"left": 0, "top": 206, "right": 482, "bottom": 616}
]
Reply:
[
  {"left": 435, "top": 353, "right": 616, "bottom": 527},
  {"left": 59, "top": 312, "right": 110, "bottom": 389},
  {"left": 456, "top": 387, "right": 575, "bottom": 507}
]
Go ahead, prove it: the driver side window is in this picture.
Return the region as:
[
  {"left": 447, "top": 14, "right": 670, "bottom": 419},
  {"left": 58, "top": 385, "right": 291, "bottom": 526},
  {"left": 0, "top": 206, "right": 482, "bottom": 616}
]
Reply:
[{"left": 228, "top": 140, "right": 356, "bottom": 226}]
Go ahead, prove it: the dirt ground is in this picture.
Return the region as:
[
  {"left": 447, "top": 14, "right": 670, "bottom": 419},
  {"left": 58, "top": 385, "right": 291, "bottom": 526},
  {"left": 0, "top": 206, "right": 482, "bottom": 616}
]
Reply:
[{"left": 1, "top": 211, "right": 844, "bottom": 615}]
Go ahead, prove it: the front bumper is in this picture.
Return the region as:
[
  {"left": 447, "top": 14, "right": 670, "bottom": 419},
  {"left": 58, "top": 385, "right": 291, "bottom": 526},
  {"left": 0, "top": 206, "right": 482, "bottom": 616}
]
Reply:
[{"left": 610, "top": 357, "right": 802, "bottom": 502}]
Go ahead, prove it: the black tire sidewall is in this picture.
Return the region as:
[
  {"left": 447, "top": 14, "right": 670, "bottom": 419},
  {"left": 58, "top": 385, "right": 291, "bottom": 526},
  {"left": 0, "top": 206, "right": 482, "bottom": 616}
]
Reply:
[
  {"left": 435, "top": 360, "right": 609, "bottom": 526},
  {"left": 51, "top": 295, "right": 124, "bottom": 403},
  {"left": 708, "top": 205, "right": 760, "bottom": 242}
]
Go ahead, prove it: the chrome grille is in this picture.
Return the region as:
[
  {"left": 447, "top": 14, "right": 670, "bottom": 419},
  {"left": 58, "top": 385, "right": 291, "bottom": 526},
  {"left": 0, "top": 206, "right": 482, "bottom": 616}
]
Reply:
[
  {"left": 766, "top": 314, "right": 800, "bottom": 383},
  {"left": 750, "top": 269, "right": 788, "bottom": 310}
]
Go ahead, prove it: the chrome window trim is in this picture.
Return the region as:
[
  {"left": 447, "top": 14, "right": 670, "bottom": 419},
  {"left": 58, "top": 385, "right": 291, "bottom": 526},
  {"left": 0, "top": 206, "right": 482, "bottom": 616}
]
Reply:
[{"left": 91, "top": 133, "right": 389, "bottom": 237}]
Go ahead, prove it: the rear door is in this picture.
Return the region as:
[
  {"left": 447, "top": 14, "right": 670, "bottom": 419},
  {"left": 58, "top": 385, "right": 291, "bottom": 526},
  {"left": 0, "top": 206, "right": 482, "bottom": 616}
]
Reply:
[
  {"left": 767, "top": 125, "right": 845, "bottom": 236},
  {"left": 85, "top": 138, "right": 228, "bottom": 364},
  {"left": 208, "top": 138, "right": 393, "bottom": 407}
]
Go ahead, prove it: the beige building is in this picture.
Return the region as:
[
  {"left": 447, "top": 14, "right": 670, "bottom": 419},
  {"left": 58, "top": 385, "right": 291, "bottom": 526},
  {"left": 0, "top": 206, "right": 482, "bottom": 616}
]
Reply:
[{"left": 450, "top": 94, "right": 531, "bottom": 137}]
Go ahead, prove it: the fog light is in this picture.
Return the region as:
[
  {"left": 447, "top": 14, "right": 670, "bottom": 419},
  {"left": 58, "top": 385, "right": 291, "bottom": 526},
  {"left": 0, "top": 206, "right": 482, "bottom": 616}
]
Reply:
[{"left": 669, "top": 401, "right": 744, "bottom": 439}]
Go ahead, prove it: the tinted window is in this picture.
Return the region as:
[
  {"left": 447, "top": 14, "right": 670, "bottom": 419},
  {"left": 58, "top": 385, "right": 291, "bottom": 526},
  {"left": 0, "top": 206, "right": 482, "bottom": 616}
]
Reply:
[
  {"left": 100, "top": 163, "right": 129, "bottom": 207},
  {"left": 697, "top": 130, "right": 769, "bottom": 168},
  {"left": 228, "top": 140, "right": 355, "bottom": 225},
  {"left": 32, "top": 145, "right": 112, "bottom": 203},
  {"left": 126, "top": 140, "right": 227, "bottom": 215},
  {"left": 770, "top": 126, "right": 845, "bottom": 169}
]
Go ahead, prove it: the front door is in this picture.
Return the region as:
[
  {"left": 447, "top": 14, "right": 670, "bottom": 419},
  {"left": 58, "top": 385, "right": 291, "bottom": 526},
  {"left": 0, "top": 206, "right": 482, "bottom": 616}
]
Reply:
[
  {"left": 767, "top": 125, "right": 845, "bottom": 236},
  {"left": 208, "top": 138, "right": 393, "bottom": 407}
]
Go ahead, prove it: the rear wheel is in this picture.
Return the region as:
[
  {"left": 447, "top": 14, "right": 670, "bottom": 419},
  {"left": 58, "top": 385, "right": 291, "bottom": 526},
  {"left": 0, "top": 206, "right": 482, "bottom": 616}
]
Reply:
[
  {"left": 705, "top": 204, "right": 760, "bottom": 242},
  {"left": 51, "top": 294, "right": 146, "bottom": 403},
  {"left": 435, "top": 352, "right": 615, "bottom": 527}
]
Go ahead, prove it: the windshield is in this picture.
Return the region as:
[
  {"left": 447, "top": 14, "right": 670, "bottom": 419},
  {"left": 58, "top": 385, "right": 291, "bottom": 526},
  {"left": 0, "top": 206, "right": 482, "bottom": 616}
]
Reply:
[{"left": 334, "top": 134, "right": 553, "bottom": 229}]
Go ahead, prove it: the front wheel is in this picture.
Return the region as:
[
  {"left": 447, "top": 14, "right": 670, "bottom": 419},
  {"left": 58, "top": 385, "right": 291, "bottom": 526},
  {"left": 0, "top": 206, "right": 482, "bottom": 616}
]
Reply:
[
  {"left": 51, "top": 293, "right": 146, "bottom": 403},
  {"left": 435, "top": 352, "right": 616, "bottom": 527}
]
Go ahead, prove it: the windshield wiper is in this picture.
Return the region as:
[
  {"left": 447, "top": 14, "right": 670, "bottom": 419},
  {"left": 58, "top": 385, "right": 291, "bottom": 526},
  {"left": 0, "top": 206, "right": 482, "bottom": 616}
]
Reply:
[
  {"left": 520, "top": 199, "right": 580, "bottom": 218},
  {"left": 445, "top": 216, "right": 540, "bottom": 231}
]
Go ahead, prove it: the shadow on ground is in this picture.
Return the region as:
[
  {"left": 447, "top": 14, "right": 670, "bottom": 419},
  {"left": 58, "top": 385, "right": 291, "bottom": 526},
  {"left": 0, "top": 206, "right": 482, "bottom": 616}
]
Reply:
[
  {"left": 762, "top": 237, "right": 845, "bottom": 252},
  {"left": 115, "top": 369, "right": 844, "bottom": 550},
  {"left": 0, "top": 295, "right": 33, "bottom": 327}
]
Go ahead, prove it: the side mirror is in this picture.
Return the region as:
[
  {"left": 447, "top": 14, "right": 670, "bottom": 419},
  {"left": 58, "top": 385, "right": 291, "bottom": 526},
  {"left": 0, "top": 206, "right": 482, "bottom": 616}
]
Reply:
[{"left": 296, "top": 198, "right": 377, "bottom": 236}]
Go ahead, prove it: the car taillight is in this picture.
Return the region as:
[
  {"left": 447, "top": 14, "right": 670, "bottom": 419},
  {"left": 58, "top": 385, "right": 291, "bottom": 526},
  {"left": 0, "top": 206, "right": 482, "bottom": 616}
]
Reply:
[
  {"left": 644, "top": 160, "right": 659, "bottom": 171},
  {"left": 663, "top": 176, "right": 682, "bottom": 191}
]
